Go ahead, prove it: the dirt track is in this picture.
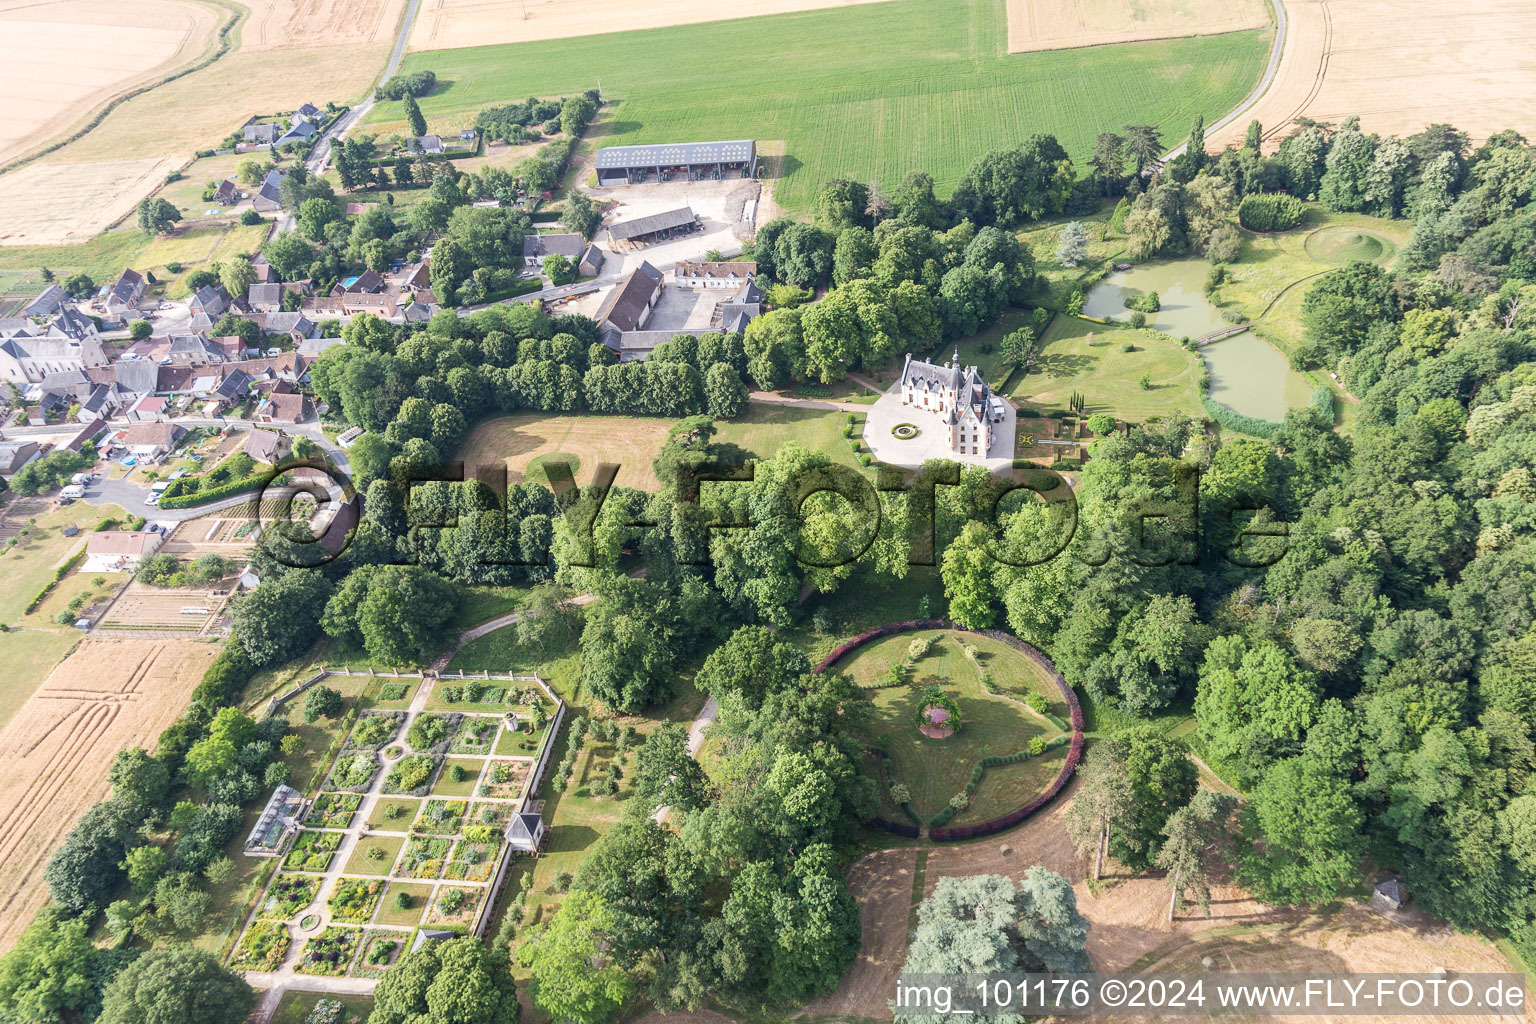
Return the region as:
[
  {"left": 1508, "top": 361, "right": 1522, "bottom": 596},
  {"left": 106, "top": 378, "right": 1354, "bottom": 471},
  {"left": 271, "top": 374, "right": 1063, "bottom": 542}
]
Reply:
[
  {"left": 805, "top": 777, "right": 1522, "bottom": 1022},
  {"left": 0, "top": 639, "right": 215, "bottom": 952}
]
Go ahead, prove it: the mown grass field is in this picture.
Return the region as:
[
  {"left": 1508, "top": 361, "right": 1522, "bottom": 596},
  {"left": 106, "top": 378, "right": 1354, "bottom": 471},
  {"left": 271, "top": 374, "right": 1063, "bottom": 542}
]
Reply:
[
  {"left": 379, "top": 0, "right": 1270, "bottom": 212},
  {"left": 1013, "top": 315, "right": 1205, "bottom": 421}
]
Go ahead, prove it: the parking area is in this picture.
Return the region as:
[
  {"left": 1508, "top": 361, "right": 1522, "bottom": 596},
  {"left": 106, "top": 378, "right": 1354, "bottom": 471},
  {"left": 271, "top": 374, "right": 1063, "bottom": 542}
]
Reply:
[{"left": 595, "top": 178, "right": 759, "bottom": 271}]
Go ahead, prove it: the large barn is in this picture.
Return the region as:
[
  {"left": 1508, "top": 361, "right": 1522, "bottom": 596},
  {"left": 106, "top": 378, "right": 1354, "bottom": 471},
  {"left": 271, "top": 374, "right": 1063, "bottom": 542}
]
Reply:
[{"left": 594, "top": 140, "right": 758, "bottom": 186}]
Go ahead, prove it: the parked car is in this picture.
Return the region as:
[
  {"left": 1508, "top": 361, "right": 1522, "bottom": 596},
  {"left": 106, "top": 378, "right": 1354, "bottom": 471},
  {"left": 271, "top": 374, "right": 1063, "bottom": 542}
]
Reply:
[{"left": 143, "top": 493, "right": 159, "bottom": 506}]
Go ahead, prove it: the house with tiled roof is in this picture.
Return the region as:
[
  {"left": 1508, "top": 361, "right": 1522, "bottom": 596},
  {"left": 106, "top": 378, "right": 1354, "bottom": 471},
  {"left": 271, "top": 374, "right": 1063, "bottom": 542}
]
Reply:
[
  {"left": 252, "top": 169, "right": 285, "bottom": 213},
  {"left": 255, "top": 391, "right": 314, "bottom": 424}
]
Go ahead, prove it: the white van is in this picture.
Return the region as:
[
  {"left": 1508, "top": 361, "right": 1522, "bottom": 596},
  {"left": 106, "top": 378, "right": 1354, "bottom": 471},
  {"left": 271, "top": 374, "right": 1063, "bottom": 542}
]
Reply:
[{"left": 59, "top": 485, "right": 85, "bottom": 499}]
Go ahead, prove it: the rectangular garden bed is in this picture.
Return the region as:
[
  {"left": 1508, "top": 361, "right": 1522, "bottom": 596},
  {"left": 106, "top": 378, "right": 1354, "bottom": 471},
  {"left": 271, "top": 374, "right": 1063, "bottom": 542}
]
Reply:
[
  {"left": 306, "top": 792, "right": 363, "bottom": 829},
  {"left": 231, "top": 920, "right": 291, "bottom": 971},
  {"left": 400, "top": 836, "right": 453, "bottom": 879},
  {"left": 284, "top": 830, "right": 343, "bottom": 872},
  {"left": 327, "top": 877, "right": 385, "bottom": 925},
  {"left": 261, "top": 874, "right": 321, "bottom": 919},
  {"left": 413, "top": 799, "right": 469, "bottom": 835},
  {"left": 296, "top": 926, "right": 361, "bottom": 976}
]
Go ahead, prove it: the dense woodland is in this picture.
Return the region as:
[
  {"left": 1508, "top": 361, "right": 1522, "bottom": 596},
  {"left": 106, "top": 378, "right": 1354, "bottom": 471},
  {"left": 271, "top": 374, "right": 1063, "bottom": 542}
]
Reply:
[{"left": 4, "top": 110, "right": 1536, "bottom": 1024}]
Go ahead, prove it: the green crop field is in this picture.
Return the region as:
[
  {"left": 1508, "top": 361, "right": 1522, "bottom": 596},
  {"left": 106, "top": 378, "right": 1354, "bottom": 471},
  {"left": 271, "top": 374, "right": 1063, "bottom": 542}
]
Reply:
[{"left": 378, "top": 0, "right": 1270, "bottom": 212}]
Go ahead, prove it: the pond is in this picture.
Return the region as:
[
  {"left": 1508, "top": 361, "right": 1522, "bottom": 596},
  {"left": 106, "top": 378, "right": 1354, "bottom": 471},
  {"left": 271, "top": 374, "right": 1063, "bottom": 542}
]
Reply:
[
  {"left": 1081, "top": 259, "right": 1228, "bottom": 340},
  {"left": 1083, "top": 258, "right": 1311, "bottom": 422},
  {"left": 1201, "top": 331, "right": 1315, "bottom": 423}
]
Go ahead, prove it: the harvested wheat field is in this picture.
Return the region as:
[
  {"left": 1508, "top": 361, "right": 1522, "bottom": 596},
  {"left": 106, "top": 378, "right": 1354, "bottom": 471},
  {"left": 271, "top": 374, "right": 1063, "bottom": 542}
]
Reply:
[
  {"left": 1006, "top": 0, "right": 1271, "bottom": 53},
  {"left": 457, "top": 413, "right": 675, "bottom": 492},
  {"left": 408, "top": 0, "right": 896, "bottom": 51},
  {"left": 0, "top": 0, "right": 222, "bottom": 166},
  {"left": 0, "top": 156, "right": 181, "bottom": 246},
  {"left": 1208, "top": 0, "right": 1536, "bottom": 150},
  {"left": 240, "top": 0, "right": 405, "bottom": 49},
  {"left": 0, "top": 639, "right": 216, "bottom": 952},
  {"left": 813, "top": 780, "right": 1519, "bottom": 1021}
]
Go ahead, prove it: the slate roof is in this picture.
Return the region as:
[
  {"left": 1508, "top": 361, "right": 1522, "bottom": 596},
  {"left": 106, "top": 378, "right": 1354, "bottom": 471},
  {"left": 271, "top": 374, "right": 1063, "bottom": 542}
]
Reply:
[
  {"left": 580, "top": 244, "right": 605, "bottom": 271},
  {"left": 23, "top": 285, "right": 66, "bottom": 316},
  {"left": 275, "top": 120, "right": 318, "bottom": 147},
  {"left": 244, "top": 122, "right": 281, "bottom": 145},
  {"left": 594, "top": 262, "right": 663, "bottom": 332},
  {"left": 594, "top": 140, "right": 754, "bottom": 169},
  {"left": 606, "top": 207, "right": 696, "bottom": 242},
  {"left": 108, "top": 269, "right": 143, "bottom": 307},
  {"left": 248, "top": 283, "right": 284, "bottom": 310},
  {"left": 296, "top": 102, "right": 322, "bottom": 120},
  {"left": 523, "top": 233, "right": 585, "bottom": 260},
  {"left": 409, "top": 135, "right": 444, "bottom": 155},
  {"left": 112, "top": 358, "right": 160, "bottom": 394}
]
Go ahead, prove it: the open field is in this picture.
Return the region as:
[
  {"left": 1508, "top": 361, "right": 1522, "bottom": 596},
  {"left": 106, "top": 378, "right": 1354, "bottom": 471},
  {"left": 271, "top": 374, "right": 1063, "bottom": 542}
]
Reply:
[
  {"left": 0, "top": 0, "right": 223, "bottom": 167},
  {"left": 409, "top": 0, "right": 894, "bottom": 50},
  {"left": 0, "top": 639, "right": 217, "bottom": 952},
  {"left": 384, "top": 0, "right": 1270, "bottom": 212},
  {"left": 0, "top": 156, "right": 184, "bottom": 246},
  {"left": 241, "top": 0, "right": 405, "bottom": 49},
  {"left": 457, "top": 412, "right": 675, "bottom": 492},
  {"left": 1005, "top": 0, "right": 1270, "bottom": 52},
  {"left": 1208, "top": 0, "right": 1536, "bottom": 150}
]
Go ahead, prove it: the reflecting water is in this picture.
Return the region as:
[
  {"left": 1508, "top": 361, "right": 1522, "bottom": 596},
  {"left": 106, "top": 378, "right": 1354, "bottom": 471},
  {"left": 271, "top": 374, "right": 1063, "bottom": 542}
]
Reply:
[
  {"left": 1082, "top": 259, "right": 1312, "bottom": 422},
  {"left": 1201, "top": 331, "right": 1315, "bottom": 423},
  {"left": 1080, "top": 260, "right": 1227, "bottom": 339}
]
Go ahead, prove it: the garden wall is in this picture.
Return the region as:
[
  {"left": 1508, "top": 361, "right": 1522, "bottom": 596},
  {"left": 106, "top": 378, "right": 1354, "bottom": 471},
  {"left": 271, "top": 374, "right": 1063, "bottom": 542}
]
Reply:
[{"left": 815, "top": 619, "right": 1084, "bottom": 843}]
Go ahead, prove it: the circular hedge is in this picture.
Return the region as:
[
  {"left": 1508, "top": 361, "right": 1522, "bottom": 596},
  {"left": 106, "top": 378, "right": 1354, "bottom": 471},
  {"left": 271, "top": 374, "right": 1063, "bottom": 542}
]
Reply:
[
  {"left": 892, "top": 422, "right": 919, "bottom": 440},
  {"left": 913, "top": 685, "right": 962, "bottom": 734}
]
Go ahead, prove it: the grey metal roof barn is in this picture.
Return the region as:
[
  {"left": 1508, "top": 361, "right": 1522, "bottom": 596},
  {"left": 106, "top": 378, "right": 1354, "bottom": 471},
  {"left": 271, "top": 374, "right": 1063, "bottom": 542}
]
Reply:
[
  {"left": 606, "top": 207, "right": 697, "bottom": 244},
  {"left": 595, "top": 140, "right": 757, "bottom": 185}
]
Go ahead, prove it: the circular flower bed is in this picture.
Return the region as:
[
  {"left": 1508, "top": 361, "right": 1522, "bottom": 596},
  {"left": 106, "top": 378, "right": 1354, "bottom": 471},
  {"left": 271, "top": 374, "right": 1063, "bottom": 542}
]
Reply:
[
  {"left": 913, "top": 685, "right": 961, "bottom": 739},
  {"left": 383, "top": 745, "right": 403, "bottom": 760},
  {"left": 892, "top": 422, "right": 919, "bottom": 440},
  {"left": 299, "top": 914, "right": 319, "bottom": 931}
]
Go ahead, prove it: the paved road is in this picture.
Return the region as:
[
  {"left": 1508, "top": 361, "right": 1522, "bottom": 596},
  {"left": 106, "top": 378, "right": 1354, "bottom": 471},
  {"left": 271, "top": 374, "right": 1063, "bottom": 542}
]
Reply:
[
  {"left": 1160, "top": 0, "right": 1288, "bottom": 162},
  {"left": 306, "top": 0, "right": 424, "bottom": 177}
]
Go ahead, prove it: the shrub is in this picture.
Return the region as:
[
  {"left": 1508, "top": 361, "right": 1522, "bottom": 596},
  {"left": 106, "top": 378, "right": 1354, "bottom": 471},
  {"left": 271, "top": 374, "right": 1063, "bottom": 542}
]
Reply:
[
  {"left": 449, "top": 764, "right": 466, "bottom": 783},
  {"left": 393, "top": 891, "right": 412, "bottom": 910},
  {"left": 1220, "top": 308, "right": 1248, "bottom": 324},
  {"left": 1028, "top": 736, "right": 1047, "bottom": 755},
  {"left": 1128, "top": 312, "right": 1146, "bottom": 329},
  {"left": 1237, "top": 193, "right": 1303, "bottom": 232}
]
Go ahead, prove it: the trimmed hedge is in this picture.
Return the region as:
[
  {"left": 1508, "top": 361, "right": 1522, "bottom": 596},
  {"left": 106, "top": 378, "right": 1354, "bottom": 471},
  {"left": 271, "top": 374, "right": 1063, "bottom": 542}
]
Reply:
[
  {"left": 158, "top": 473, "right": 268, "bottom": 509},
  {"left": 1237, "top": 193, "right": 1303, "bottom": 232},
  {"left": 24, "top": 550, "right": 86, "bottom": 614}
]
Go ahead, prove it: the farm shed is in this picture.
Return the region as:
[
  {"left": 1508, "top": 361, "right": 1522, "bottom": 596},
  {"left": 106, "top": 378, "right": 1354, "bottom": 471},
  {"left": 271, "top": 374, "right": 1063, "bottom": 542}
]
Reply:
[
  {"left": 594, "top": 139, "right": 757, "bottom": 186},
  {"left": 605, "top": 207, "right": 698, "bottom": 249}
]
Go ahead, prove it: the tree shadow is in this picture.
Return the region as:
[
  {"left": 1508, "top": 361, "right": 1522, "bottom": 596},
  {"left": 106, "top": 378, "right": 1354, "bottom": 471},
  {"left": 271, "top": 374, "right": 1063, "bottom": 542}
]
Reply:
[
  {"left": 586, "top": 119, "right": 642, "bottom": 141},
  {"left": 764, "top": 153, "right": 803, "bottom": 180}
]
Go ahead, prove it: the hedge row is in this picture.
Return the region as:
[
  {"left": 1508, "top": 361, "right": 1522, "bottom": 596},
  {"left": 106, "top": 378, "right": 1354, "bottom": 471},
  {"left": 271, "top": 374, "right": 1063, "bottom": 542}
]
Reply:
[
  {"left": 869, "top": 817, "right": 921, "bottom": 839},
  {"left": 23, "top": 550, "right": 86, "bottom": 614},
  {"left": 157, "top": 473, "right": 269, "bottom": 509},
  {"left": 1202, "top": 396, "right": 1282, "bottom": 439}
]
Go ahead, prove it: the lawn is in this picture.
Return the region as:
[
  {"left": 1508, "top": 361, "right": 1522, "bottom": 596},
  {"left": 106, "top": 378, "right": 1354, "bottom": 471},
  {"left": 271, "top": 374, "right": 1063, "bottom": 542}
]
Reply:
[
  {"left": 712, "top": 403, "right": 864, "bottom": 472},
  {"left": 839, "top": 629, "right": 1068, "bottom": 824},
  {"left": 449, "top": 585, "right": 528, "bottom": 629},
  {"left": 376, "top": 882, "right": 435, "bottom": 927},
  {"left": 1012, "top": 315, "right": 1205, "bottom": 422},
  {"left": 359, "top": 676, "right": 417, "bottom": 709},
  {"left": 139, "top": 222, "right": 270, "bottom": 299},
  {"left": 366, "top": 796, "right": 422, "bottom": 829},
  {"left": 380, "top": 0, "right": 1270, "bottom": 213},
  {"left": 343, "top": 834, "right": 405, "bottom": 876}
]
